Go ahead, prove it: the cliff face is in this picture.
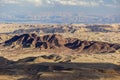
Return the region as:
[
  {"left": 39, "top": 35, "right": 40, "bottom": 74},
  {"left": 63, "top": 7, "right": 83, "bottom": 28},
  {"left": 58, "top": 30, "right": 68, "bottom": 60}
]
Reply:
[{"left": 2, "top": 33, "right": 120, "bottom": 53}]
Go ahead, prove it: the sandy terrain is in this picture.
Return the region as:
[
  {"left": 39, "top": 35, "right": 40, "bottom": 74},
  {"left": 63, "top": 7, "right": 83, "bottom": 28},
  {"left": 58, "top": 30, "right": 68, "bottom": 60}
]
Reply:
[
  {"left": 0, "top": 23, "right": 120, "bottom": 44},
  {"left": 0, "top": 52, "right": 120, "bottom": 80},
  {"left": 0, "top": 23, "right": 120, "bottom": 80}
]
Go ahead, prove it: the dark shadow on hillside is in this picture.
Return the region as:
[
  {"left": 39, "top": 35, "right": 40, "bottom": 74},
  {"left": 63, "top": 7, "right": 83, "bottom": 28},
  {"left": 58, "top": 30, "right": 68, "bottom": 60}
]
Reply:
[
  {"left": 85, "top": 25, "right": 111, "bottom": 32},
  {"left": 10, "top": 27, "right": 65, "bottom": 34},
  {"left": 0, "top": 56, "right": 120, "bottom": 80}
]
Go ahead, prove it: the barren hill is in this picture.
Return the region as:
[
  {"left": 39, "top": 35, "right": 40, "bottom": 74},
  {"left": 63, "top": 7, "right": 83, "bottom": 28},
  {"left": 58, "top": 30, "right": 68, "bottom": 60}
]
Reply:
[
  {"left": 0, "top": 54, "right": 120, "bottom": 80},
  {"left": 1, "top": 33, "right": 120, "bottom": 54}
]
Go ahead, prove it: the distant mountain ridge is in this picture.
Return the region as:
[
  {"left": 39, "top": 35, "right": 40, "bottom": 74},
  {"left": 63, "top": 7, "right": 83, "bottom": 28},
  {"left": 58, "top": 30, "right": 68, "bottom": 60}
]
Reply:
[{"left": 0, "top": 14, "right": 120, "bottom": 24}]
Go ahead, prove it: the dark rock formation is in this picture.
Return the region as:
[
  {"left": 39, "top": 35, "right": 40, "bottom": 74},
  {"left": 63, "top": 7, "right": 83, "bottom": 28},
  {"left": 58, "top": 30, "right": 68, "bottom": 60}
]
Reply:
[{"left": 2, "top": 33, "right": 120, "bottom": 53}]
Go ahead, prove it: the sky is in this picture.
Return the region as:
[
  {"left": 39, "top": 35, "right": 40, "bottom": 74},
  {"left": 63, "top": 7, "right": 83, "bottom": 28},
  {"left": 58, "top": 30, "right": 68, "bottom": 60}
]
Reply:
[{"left": 0, "top": 0, "right": 120, "bottom": 23}]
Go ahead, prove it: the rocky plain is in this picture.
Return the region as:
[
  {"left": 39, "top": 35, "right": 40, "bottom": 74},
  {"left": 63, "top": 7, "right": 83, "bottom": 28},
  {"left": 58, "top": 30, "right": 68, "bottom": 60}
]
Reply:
[{"left": 0, "top": 23, "right": 120, "bottom": 80}]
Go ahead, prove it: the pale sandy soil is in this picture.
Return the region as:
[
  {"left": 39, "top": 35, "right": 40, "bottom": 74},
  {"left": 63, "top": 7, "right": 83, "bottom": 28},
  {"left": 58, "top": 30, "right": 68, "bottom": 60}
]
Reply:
[
  {"left": 0, "top": 50, "right": 120, "bottom": 80},
  {"left": 0, "top": 47, "right": 120, "bottom": 65},
  {"left": 0, "top": 46, "right": 120, "bottom": 80},
  {"left": 65, "top": 32, "right": 120, "bottom": 44},
  {"left": 0, "top": 23, "right": 120, "bottom": 80},
  {"left": 0, "top": 23, "right": 120, "bottom": 43}
]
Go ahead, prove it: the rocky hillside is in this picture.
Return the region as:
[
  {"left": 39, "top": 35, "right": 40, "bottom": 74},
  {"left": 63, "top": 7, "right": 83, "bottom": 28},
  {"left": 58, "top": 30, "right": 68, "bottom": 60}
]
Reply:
[{"left": 1, "top": 33, "right": 120, "bottom": 54}]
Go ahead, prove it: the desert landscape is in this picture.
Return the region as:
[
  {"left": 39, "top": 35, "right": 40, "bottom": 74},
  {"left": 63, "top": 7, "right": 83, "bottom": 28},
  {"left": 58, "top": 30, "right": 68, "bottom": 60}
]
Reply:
[
  {"left": 0, "top": 23, "right": 120, "bottom": 80},
  {"left": 0, "top": 0, "right": 120, "bottom": 79}
]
